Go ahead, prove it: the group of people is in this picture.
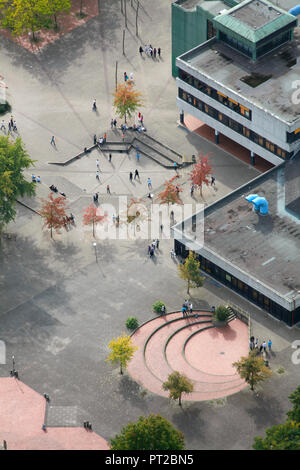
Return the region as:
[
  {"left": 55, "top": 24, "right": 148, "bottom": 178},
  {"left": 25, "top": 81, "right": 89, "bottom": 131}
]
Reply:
[
  {"left": 249, "top": 336, "right": 272, "bottom": 354},
  {"left": 139, "top": 45, "right": 161, "bottom": 59},
  {"left": 0, "top": 116, "right": 17, "bottom": 134},
  {"left": 49, "top": 184, "right": 66, "bottom": 198},
  {"left": 148, "top": 239, "right": 160, "bottom": 257},
  {"left": 181, "top": 299, "right": 193, "bottom": 317},
  {"left": 124, "top": 72, "right": 134, "bottom": 82},
  {"left": 63, "top": 213, "right": 75, "bottom": 229},
  {"left": 31, "top": 174, "right": 41, "bottom": 183},
  {"left": 129, "top": 169, "right": 140, "bottom": 181}
]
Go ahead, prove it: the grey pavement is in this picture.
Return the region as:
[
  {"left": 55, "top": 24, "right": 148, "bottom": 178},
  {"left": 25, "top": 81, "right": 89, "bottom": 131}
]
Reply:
[{"left": 0, "top": 0, "right": 299, "bottom": 451}]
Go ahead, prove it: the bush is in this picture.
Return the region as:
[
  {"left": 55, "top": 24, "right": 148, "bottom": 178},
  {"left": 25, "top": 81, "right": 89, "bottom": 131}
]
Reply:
[
  {"left": 214, "top": 305, "right": 231, "bottom": 322},
  {"left": 126, "top": 317, "right": 139, "bottom": 330},
  {"left": 0, "top": 101, "right": 11, "bottom": 116},
  {"left": 153, "top": 301, "right": 166, "bottom": 314}
]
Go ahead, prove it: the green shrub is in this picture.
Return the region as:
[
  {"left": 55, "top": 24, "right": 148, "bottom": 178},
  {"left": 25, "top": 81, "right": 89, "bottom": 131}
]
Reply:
[
  {"left": 214, "top": 305, "right": 231, "bottom": 322},
  {"left": 153, "top": 301, "right": 166, "bottom": 314},
  {"left": 126, "top": 317, "right": 139, "bottom": 330},
  {"left": 0, "top": 101, "right": 11, "bottom": 116}
]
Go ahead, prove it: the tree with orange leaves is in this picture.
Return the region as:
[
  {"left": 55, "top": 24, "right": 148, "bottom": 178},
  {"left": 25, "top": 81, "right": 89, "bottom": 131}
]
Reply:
[
  {"left": 82, "top": 204, "right": 107, "bottom": 238},
  {"left": 39, "top": 192, "right": 68, "bottom": 239},
  {"left": 113, "top": 82, "right": 144, "bottom": 123},
  {"left": 189, "top": 153, "right": 212, "bottom": 196},
  {"left": 156, "top": 175, "right": 183, "bottom": 209}
]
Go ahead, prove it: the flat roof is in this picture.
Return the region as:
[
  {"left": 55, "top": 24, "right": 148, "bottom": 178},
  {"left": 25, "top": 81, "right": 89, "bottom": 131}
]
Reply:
[
  {"left": 213, "top": 0, "right": 296, "bottom": 43},
  {"left": 179, "top": 159, "right": 300, "bottom": 303},
  {"left": 177, "top": 29, "right": 300, "bottom": 124}
]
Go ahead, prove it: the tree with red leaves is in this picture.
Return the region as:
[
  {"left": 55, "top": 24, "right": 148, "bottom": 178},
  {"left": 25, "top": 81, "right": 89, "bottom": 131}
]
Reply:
[
  {"left": 189, "top": 153, "right": 212, "bottom": 196},
  {"left": 156, "top": 175, "right": 183, "bottom": 209},
  {"left": 39, "top": 192, "right": 68, "bottom": 239},
  {"left": 82, "top": 205, "right": 107, "bottom": 238}
]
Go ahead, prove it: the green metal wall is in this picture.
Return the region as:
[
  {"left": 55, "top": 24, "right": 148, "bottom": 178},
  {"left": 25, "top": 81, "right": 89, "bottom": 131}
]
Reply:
[{"left": 171, "top": 0, "right": 240, "bottom": 77}]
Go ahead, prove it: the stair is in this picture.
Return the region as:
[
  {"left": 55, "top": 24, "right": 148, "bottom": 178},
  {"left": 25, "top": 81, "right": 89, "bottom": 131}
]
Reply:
[{"left": 127, "top": 311, "right": 248, "bottom": 402}]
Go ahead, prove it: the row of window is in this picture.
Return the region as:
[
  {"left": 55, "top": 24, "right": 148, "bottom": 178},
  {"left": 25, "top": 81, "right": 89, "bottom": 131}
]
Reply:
[
  {"left": 287, "top": 128, "right": 300, "bottom": 144},
  {"left": 219, "top": 31, "right": 252, "bottom": 58},
  {"left": 178, "top": 69, "right": 252, "bottom": 120},
  {"left": 178, "top": 88, "right": 289, "bottom": 159}
]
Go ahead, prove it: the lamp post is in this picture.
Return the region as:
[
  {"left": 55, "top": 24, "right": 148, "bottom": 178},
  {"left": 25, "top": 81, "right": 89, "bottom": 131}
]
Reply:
[{"left": 92, "top": 242, "right": 98, "bottom": 263}]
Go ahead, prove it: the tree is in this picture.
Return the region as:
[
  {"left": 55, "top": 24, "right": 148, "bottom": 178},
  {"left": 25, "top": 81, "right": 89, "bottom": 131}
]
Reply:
[
  {"left": 39, "top": 192, "right": 67, "bottom": 239},
  {"left": 113, "top": 82, "right": 143, "bottom": 123},
  {"left": 178, "top": 251, "right": 204, "bottom": 295},
  {"left": 110, "top": 414, "right": 185, "bottom": 450},
  {"left": 189, "top": 152, "right": 212, "bottom": 196},
  {"left": 82, "top": 205, "right": 106, "bottom": 238},
  {"left": 233, "top": 351, "right": 272, "bottom": 391},
  {"left": 287, "top": 385, "right": 300, "bottom": 423},
  {"left": 156, "top": 175, "right": 183, "bottom": 209},
  {"left": 106, "top": 333, "right": 138, "bottom": 375},
  {"left": 0, "top": 0, "right": 51, "bottom": 40},
  {"left": 162, "top": 371, "right": 194, "bottom": 406},
  {"left": 0, "top": 136, "right": 35, "bottom": 232},
  {"left": 253, "top": 421, "right": 300, "bottom": 450},
  {"left": 45, "top": 0, "right": 71, "bottom": 29}
]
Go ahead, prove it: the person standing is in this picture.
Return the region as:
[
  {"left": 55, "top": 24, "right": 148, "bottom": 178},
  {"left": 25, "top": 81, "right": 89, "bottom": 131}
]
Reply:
[
  {"left": 156, "top": 239, "right": 159, "bottom": 249},
  {"left": 139, "top": 46, "right": 143, "bottom": 55},
  {"left": 93, "top": 134, "right": 97, "bottom": 145},
  {"left": 268, "top": 339, "right": 272, "bottom": 351},
  {"left": 92, "top": 99, "right": 97, "bottom": 110},
  {"left": 111, "top": 119, "right": 114, "bottom": 129},
  {"left": 106, "top": 184, "right": 110, "bottom": 194},
  {"left": 158, "top": 47, "right": 161, "bottom": 58},
  {"left": 153, "top": 47, "right": 157, "bottom": 59},
  {"left": 147, "top": 177, "right": 152, "bottom": 189},
  {"left": 109, "top": 153, "right": 112, "bottom": 162},
  {"left": 0, "top": 120, "right": 5, "bottom": 131},
  {"left": 136, "top": 152, "right": 140, "bottom": 162},
  {"left": 96, "top": 170, "right": 100, "bottom": 181},
  {"left": 189, "top": 303, "right": 193, "bottom": 314},
  {"left": 113, "top": 119, "right": 117, "bottom": 128},
  {"left": 262, "top": 341, "right": 267, "bottom": 352}
]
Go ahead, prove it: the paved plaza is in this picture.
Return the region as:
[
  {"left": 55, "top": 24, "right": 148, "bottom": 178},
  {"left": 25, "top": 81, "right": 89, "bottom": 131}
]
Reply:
[{"left": 0, "top": 0, "right": 299, "bottom": 450}]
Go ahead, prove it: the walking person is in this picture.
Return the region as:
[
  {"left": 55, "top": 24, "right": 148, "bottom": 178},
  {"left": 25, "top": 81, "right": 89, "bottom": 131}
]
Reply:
[
  {"left": 189, "top": 303, "right": 193, "bottom": 314},
  {"left": 148, "top": 245, "right": 151, "bottom": 256},
  {"left": 50, "top": 135, "right": 56, "bottom": 146},
  {"left": 268, "top": 338, "right": 272, "bottom": 351},
  {"left": 92, "top": 99, "right": 97, "bottom": 111},
  {"left": 106, "top": 184, "right": 111, "bottom": 194},
  {"left": 111, "top": 119, "right": 114, "bottom": 129},
  {"left": 136, "top": 152, "right": 140, "bottom": 162},
  {"left": 109, "top": 153, "right": 112, "bottom": 162},
  {"left": 8, "top": 121, "right": 11, "bottom": 133},
  {"left": 153, "top": 47, "right": 157, "bottom": 59},
  {"left": 134, "top": 169, "right": 139, "bottom": 180},
  {"left": 96, "top": 159, "right": 100, "bottom": 169},
  {"left": 158, "top": 47, "right": 161, "bottom": 58},
  {"left": 10, "top": 116, "right": 13, "bottom": 128},
  {"left": 93, "top": 134, "right": 97, "bottom": 145},
  {"left": 170, "top": 248, "right": 176, "bottom": 258},
  {"left": 0, "top": 120, "right": 6, "bottom": 131},
  {"left": 147, "top": 177, "right": 152, "bottom": 189},
  {"left": 139, "top": 46, "right": 143, "bottom": 56},
  {"left": 262, "top": 340, "right": 267, "bottom": 352},
  {"left": 96, "top": 170, "right": 100, "bottom": 181},
  {"left": 190, "top": 185, "right": 194, "bottom": 197},
  {"left": 113, "top": 119, "right": 117, "bottom": 128},
  {"left": 156, "top": 239, "right": 159, "bottom": 249},
  {"left": 211, "top": 176, "right": 216, "bottom": 186},
  {"left": 129, "top": 171, "right": 133, "bottom": 182},
  {"left": 13, "top": 120, "right": 17, "bottom": 132}
]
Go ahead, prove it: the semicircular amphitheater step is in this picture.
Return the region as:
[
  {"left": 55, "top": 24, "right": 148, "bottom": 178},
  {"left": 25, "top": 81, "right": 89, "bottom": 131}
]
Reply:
[{"left": 127, "top": 311, "right": 249, "bottom": 402}]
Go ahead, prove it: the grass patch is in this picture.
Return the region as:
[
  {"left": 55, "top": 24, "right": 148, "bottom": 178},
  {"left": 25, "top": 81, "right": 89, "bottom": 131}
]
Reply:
[{"left": 277, "top": 367, "right": 285, "bottom": 374}]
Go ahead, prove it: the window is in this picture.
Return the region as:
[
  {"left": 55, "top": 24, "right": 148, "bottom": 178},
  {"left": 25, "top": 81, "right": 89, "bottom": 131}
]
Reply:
[
  {"left": 243, "top": 127, "right": 250, "bottom": 138},
  {"left": 265, "top": 140, "right": 275, "bottom": 152},
  {"left": 207, "top": 19, "right": 216, "bottom": 40}
]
